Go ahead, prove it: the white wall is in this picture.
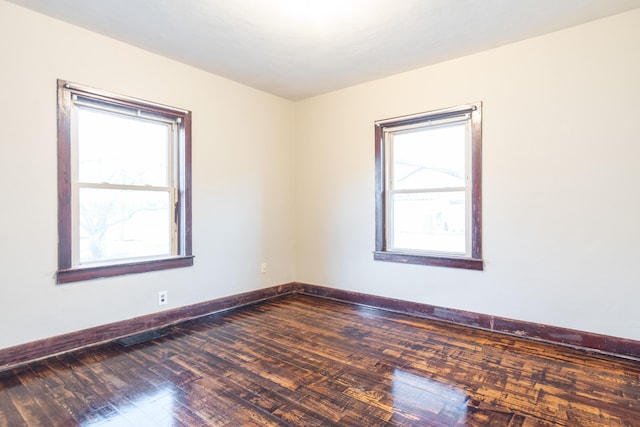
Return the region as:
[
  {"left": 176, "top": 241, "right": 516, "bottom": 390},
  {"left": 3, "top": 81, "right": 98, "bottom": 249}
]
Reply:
[
  {"left": 0, "top": 1, "right": 296, "bottom": 349},
  {"left": 295, "top": 9, "right": 640, "bottom": 340}
]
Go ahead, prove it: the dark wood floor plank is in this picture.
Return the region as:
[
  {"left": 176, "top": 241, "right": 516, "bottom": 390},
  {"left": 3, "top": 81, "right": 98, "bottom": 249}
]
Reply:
[
  {"left": 13, "top": 363, "right": 79, "bottom": 426},
  {"left": 190, "top": 320, "right": 401, "bottom": 424},
  {"left": 240, "top": 300, "right": 544, "bottom": 424},
  {"left": 0, "top": 372, "right": 30, "bottom": 427},
  {"left": 1, "top": 294, "right": 639, "bottom": 426},
  {"left": 3, "top": 364, "right": 80, "bottom": 427}
]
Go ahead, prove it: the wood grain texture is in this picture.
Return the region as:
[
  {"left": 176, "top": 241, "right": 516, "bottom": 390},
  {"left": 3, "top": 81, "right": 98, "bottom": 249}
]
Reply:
[
  {"left": 296, "top": 283, "right": 640, "bottom": 361},
  {"left": 0, "top": 284, "right": 295, "bottom": 372},
  {"left": 3, "top": 283, "right": 640, "bottom": 373},
  {"left": 1, "top": 295, "right": 638, "bottom": 426}
]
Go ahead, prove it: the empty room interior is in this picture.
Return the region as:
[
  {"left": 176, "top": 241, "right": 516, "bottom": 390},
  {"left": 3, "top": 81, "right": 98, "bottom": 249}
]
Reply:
[{"left": 1, "top": 0, "right": 640, "bottom": 425}]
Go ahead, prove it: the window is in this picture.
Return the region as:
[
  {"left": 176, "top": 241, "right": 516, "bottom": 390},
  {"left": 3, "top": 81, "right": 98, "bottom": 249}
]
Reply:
[
  {"left": 374, "top": 103, "right": 482, "bottom": 270},
  {"left": 57, "top": 80, "right": 193, "bottom": 284}
]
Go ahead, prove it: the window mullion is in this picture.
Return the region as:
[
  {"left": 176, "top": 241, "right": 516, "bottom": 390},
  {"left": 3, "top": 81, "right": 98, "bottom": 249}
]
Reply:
[
  {"left": 77, "top": 182, "right": 173, "bottom": 192},
  {"left": 391, "top": 187, "right": 467, "bottom": 195}
]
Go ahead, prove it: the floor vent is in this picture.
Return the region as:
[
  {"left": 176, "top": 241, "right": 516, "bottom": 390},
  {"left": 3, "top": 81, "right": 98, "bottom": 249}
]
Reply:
[{"left": 116, "top": 330, "right": 167, "bottom": 347}]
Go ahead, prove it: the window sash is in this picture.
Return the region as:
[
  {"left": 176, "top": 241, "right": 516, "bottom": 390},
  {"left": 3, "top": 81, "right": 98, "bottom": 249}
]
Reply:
[
  {"left": 374, "top": 102, "right": 482, "bottom": 270},
  {"left": 72, "top": 96, "right": 182, "bottom": 125},
  {"left": 384, "top": 118, "right": 473, "bottom": 257},
  {"left": 72, "top": 185, "right": 178, "bottom": 266},
  {"left": 57, "top": 79, "right": 193, "bottom": 284},
  {"left": 71, "top": 103, "right": 177, "bottom": 187},
  {"left": 71, "top": 103, "right": 178, "bottom": 267}
]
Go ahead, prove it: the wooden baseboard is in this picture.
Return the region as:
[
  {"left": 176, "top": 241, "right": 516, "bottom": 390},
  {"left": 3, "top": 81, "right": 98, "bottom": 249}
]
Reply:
[
  {"left": 0, "top": 283, "right": 296, "bottom": 372},
  {"left": 294, "top": 282, "right": 640, "bottom": 361},
  {"left": 2, "top": 281, "right": 638, "bottom": 372}
]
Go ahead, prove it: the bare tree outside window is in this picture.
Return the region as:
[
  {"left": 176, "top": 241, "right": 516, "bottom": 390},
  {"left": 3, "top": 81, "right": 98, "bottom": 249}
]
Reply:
[{"left": 56, "top": 80, "right": 193, "bottom": 284}]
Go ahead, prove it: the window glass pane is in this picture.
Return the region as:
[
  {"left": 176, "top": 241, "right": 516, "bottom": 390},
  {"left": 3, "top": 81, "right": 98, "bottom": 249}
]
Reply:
[
  {"left": 77, "top": 108, "right": 169, "bottom": 187},
  {"left": 78, "top": 188, "right": 172, "bottom": 263},
  {"left": 391, "top": 191, "right": 466, "bottom": 254},
  {"left": 392, "top": 122, "right": 466, "bottom": 191}
]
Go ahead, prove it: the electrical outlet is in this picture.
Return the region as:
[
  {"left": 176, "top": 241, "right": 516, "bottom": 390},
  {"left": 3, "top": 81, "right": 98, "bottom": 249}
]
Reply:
[
  {"left": 158, "top": 290, "right": 168, "bottom": 305},
  {"left": 261, "top": 262, "right": 267, "bottom": 273}
]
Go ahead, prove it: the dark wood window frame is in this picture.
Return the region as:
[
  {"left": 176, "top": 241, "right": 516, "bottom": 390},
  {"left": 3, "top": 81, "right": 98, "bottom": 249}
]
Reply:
[
  {"left": 374, "top": 103, "right": 483, "bottom": 270},
  {"left": 56, "top": 80, "right": 193, "bottom": 284}
]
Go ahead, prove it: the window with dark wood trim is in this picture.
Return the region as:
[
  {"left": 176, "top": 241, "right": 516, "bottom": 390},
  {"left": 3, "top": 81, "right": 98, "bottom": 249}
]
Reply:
[
  {"left": 56, "top": 80, "right": 193, "bottom": 284},
  {"left": 374, "top": 103, "right": 483, "bottom": 270}
]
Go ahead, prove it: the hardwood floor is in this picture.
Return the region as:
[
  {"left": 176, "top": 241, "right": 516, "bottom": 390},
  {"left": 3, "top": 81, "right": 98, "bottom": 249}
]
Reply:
[{"left": 1, "top": 295, "right": 639, "bottom": 426}]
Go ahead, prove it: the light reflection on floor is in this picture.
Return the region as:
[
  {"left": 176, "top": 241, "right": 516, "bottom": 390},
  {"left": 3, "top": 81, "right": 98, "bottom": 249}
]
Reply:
[
  {"left": 392, "top": 368, "right": 468, "bottom": 424},
  {"left": 82, "top": 386, "right": 176, "bottom": 427}
]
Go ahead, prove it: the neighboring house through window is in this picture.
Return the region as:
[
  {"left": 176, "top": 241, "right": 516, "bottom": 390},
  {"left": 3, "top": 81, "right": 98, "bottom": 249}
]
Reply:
[
  {"left": 57, "top": 80, "right": 193, "bottom": 284},
  {"left": 374, "top": 103, "right": 483, "bottom": 270}
]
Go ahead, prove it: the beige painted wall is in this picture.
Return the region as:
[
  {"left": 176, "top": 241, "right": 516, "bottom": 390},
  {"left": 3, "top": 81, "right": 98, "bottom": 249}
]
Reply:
[
  {"left": 0, "top": 1, "right": 296, "bottom": 349},
  {"left": 1, "top": 1, "right": 639, "bottom": 350},
  {"left": 295, "top": 9, "right": 640, "bottom": 340}
]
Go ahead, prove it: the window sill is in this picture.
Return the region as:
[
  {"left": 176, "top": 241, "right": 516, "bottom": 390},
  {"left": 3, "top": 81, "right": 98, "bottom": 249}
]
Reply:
[
  {"left": 56, "top": 256, "right": 195, "bottom": 284},
  {"left": 373, "top": 251, "right": 483, "bottom": 270}
]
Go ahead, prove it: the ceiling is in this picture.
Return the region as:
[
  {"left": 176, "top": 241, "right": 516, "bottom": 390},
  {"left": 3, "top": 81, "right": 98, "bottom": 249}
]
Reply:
[{"left": 7, "top": 0, "right": 640, "bottom": 100}]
